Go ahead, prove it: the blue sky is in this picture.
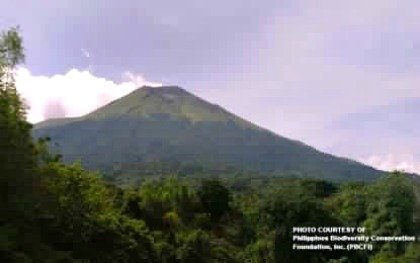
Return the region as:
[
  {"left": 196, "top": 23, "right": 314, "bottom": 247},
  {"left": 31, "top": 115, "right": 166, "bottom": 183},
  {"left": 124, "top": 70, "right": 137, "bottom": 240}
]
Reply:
[{"left": 2, "top": 0, "right": 420, "bottom": 173}]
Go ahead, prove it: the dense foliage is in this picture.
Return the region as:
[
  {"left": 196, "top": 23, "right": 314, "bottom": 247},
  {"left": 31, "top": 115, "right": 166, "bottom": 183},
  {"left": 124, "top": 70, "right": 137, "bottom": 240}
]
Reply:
[{"left": 1, "top": 27, "right": 419, "bottom": 262}]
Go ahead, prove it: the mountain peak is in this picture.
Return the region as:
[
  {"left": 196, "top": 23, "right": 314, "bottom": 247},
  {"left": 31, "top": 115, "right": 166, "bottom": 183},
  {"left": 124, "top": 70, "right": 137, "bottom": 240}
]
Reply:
[
  {"left": 83, "top": 85, "right": 250, "bottom": 125},
  {"left": 130, "top": 85, "right": 193, "bottom": 100},
  {"left": 139, "top": 85, "right": 187, "bottom": 93}
]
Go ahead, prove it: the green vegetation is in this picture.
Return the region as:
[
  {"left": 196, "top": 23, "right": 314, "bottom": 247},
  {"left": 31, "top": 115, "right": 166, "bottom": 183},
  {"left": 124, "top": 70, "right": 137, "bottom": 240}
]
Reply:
[
  {"left": 33, "top": 84, "right": 385, "bottom": 182},
  {"left": 1, "top": 27, "right": 419, "bottom": 262}
]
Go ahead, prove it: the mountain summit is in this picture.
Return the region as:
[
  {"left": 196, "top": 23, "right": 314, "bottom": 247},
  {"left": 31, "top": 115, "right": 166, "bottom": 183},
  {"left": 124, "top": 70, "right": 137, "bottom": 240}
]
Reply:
[
  {"left": 34, "top": 86, "right": 384, "bottom": 181},
  {"left": 85, "top": 86, "right": 254, "bottom": 127}
]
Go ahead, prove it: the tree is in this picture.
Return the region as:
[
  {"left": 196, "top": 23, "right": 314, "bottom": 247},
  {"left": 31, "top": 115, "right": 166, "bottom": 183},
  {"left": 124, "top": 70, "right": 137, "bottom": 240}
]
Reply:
[
  {"left": 176, "top": 230, "right": 212, "bottom": 263},
  {"left": 0, "top": 26, "right": 37, "bottom": 216},
  {"left": 263, "top": 182, "right": 344, "bottom": 263},
  {"left": 198, "top": 179, "right": 231, "bottom": 221},
  {"left": 0, "top": 26, "right": 49, "bottom": 262},
  {"left": 40, "top": 162, "right": 158, "bottom": 262},
  {"left": 327, "top": 182, "right": 368, "bottom": 226},
  {"left": 363, "top": 171, "right": 416, "bottom": 255}
]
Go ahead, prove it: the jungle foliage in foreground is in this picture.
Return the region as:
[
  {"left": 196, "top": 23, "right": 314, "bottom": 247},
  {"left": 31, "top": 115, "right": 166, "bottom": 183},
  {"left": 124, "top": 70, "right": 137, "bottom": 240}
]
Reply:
[{"left": 1, "top": 28, "right": 419, "bottom": 262}]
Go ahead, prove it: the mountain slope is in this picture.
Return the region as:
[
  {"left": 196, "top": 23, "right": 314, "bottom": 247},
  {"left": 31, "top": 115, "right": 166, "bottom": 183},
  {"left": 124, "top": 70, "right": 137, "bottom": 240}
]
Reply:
[{"left": 33, "top": 86, "right": 385, "bottom": 181}]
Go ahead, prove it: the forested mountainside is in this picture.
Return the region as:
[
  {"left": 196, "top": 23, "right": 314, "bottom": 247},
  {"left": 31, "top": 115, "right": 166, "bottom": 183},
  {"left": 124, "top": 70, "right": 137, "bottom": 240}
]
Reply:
[{"left": 34, "top": 86, "right": 384, "bottom": 182}]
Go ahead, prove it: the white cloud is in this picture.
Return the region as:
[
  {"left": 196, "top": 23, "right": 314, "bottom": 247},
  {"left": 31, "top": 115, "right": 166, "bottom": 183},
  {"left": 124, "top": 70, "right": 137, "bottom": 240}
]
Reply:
[
  {"left": 15, "top": 67, "right": 162, "bottom": 124},
  {"left": 363, "top": 153, "right": 420, "bottom": 174},
  {"left": 121, "top": 71, "right": 161, "bottom": 87}
]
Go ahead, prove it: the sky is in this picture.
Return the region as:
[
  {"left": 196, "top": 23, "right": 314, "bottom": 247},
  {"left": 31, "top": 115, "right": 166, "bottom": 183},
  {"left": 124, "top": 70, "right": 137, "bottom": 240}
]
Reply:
[{"left": 2, "top": 0, "right": 419, "bottom": 174}]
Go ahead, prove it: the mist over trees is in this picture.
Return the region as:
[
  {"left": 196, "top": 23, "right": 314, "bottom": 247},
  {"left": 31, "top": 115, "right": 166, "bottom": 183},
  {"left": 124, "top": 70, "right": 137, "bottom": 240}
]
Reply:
[{"left": 1, "top": 27, "right": 419, "bottom": 263}]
